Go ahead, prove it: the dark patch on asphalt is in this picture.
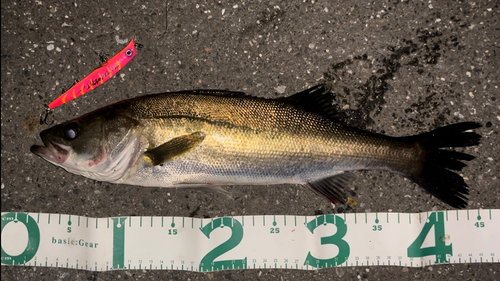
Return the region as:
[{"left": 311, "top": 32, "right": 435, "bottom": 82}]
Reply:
[
  {"left": 240, "top": 5, "right": 285, "bottom": 42},
  {"left": 313, "top": 209, "right": 324, "bottom": 215},
  {"left": 323, "top": 30, "right": 446, "bottom": 130},
  {"left": 22, "top": 114, "right": 43, "bottom": 135},
  {"left": 188, "top": 205, "right": 201, "bottom": 217},
  {"left": 405, "top": 84, "right": 455, "bottom": 129}
]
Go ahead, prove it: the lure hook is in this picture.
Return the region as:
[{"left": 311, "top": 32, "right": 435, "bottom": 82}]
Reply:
[{"left": 40, "top": 106, "right": 54, "bottom": 125}]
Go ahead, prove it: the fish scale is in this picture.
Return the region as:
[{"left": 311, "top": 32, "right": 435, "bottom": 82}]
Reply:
[{"left": 128, "top": 93, "right": 413, "bottom": 163}]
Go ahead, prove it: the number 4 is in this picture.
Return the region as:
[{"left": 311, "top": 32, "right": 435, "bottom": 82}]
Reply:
[{"left": 407, "top": 212, "right": 452, "bottom": 264}]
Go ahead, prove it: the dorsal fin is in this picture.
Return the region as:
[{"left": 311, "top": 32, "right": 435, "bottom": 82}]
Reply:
[
  {"left": 161, "top": 86, "right": 342, "bottom": 121},
  {"left": 275, "top": 85, "right": 341, "bottom": 121}
]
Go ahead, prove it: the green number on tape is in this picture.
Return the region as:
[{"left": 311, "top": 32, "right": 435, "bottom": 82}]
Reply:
[
  {"left": 111, "top": 217, "right": 127, "bottom": 269},
  {"left": 199, "top": 218, "right": 247, "bottom": 272},
  {"left": 407, "top": 212, "right": 452, "bottom": 263},
  {"left": 304, "top": 215, "right": 350, "bottom": 268},
  {"left": 1, "top": 212, "right": 40, "bottom": 265},
  {"left": 475, "top": 222, "right": 485, "bottom": 228}
]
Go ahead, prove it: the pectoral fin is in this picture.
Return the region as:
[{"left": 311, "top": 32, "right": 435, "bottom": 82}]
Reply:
[{"left": 144, "top": 132, "right": 205, "bottom": 165}]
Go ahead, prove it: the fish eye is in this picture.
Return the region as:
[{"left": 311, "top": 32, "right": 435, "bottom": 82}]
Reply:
[
  {"left": 66, "top": 129, "right": 76, "bottom": 139},
  {"left": 125, "top": 49, "right": 133, "bottom": 57},
  {"left": 63, "top": 123, "right": 79, "bottom": 140}
]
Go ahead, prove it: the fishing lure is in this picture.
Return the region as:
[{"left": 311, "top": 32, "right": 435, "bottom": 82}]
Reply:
[{"left": 47, "top": 39, "right": 137, "bottom": 109}]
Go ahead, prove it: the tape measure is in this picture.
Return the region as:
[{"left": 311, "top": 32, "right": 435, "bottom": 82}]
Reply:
[{"left": 1, "top": 210, "right": 498, "bottom": 272}]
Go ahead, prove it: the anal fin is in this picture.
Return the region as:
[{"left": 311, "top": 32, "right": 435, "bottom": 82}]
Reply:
[{"left": 304, "top": 172, "right": 356, "bottom": 204}]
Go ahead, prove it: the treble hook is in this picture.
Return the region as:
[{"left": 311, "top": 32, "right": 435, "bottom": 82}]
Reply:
[{"left": 40, "top": 106, "right": 54, "bottom": 125}]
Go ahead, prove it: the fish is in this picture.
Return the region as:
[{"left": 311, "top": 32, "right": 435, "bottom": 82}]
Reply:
[{"left": 30, "top": 85, "right": 482, "bottom": 208}]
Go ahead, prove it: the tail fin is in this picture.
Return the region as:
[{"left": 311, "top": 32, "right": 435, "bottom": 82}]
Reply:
[{"left": 407, "top": 122, "right": 482, "bottom": 208}]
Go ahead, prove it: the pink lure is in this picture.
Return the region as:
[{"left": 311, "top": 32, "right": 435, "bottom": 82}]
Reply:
[{"left": 48, "top": 39, "right": 136, "bottom": 109}]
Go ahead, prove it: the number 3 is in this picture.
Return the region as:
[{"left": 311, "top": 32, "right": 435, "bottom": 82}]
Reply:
[{"left": 304, "top": 215, "right": 350, "bottom": 268}]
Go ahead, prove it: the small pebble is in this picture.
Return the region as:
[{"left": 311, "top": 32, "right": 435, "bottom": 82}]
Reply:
[{"left": 275, "top": 85, "right": 286, "bottom": 94}]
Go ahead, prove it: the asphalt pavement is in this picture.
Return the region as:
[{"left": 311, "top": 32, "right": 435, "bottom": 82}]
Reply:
[{"left": 1, "top": 0, "right": 499, "bottom": 280}]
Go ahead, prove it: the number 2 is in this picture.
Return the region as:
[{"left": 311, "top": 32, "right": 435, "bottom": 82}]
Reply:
[{"left": 199, "top": 218, "right": 247, "bottom": 271}]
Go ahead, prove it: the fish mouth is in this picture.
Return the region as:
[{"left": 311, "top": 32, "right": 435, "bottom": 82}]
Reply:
[{"left": 30, "top": 136, "right": 69, "bottom": 164}]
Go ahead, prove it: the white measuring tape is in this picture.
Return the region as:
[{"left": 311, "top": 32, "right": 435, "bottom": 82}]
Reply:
[{"left": 1, "top": 210, "right": 498, "bottom": 272}]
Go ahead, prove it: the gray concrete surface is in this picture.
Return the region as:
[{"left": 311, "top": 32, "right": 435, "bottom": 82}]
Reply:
[{"left": 1, "top": 0, "right": 499, "bottom": 280}]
